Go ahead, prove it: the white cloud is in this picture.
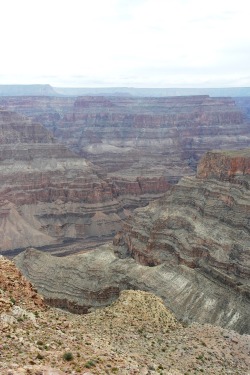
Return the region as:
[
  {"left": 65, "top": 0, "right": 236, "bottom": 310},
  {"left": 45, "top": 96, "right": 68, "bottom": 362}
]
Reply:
[{"left": 0, "top": 0, "right": 250, "bottom": 87}]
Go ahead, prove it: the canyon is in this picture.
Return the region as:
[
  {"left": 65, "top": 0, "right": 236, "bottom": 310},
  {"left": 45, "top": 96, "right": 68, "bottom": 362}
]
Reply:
[
  {"left": 1, "top": 95, "right": 250, "bottom": 206},
  {"left": 0, "top": 94, "right": 250, "bottom": 255},
  {"left": 15, "top": 149, "right": 250, "bottom": 334},
  {"left": 0, "top": 93, "right": 249, "bottom": 336},
  {"left": 0, "top": 109, "right": 130, "bottom": 254}
]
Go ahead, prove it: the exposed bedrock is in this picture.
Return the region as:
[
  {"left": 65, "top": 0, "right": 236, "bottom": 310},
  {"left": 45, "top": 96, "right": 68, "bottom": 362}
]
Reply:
[
  {"left": 1, "top": 95, "right": 250, "bottom": 197},
  {"left": 14, "top": 149, "right": 250, "bottom": 334},
  {"left": 14, "top": 244, "right": 250, "bottom": 334},
  {"left": 197, "top": 149, "right": 250, "bottom": 180},
  {"left": 115, "top": 150, "right": 250, "bottom": 275},
  {"left": 0, "top": 110, "right": 131, "bottom": 253}
]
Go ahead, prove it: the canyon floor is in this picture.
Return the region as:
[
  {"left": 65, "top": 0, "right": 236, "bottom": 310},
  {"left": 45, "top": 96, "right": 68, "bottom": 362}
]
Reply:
[{"left": 1, "top": 256, "right": 250, "bottom": 375}]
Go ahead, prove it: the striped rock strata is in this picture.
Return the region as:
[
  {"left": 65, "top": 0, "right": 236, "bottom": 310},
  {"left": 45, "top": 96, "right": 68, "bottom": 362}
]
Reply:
[
  {"left": 1, "top": 95, "right": 250, "bottom": 202},
  {"left": 15, "top": 149, "right": 250, "bottom": 333},
  {"left": 0, "top": 110, "right": 129, "bottom": 254},
  {"left": 115, "top": 149, "right": 250, "bottom": 282}
]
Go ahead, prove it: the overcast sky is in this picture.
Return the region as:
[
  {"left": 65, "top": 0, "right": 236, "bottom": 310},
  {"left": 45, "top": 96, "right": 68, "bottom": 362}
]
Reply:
[{"left": 0, "top": 0, "right": 249, "bottom": 87}]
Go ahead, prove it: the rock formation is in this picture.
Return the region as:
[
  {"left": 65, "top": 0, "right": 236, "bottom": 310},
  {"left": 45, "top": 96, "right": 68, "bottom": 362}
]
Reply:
[
  {"left": 1, "top": 95, "right": 250, "bottom": 204},
  {"left": 0, "top": 109, "right": 130, "bottom": 254},
  {"left": 115, "top": 149, "right": 250, "bottom": 289},
  {"left": 2, "top": 256, "right": 249, "bottom": 374},
  {"left": 15, "top": 149, "right": 250, "bottom": 334}
]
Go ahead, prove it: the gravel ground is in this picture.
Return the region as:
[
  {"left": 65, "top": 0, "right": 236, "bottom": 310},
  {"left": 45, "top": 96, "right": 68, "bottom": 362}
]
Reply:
[{"left": 1, "top": 256, "right": 249, "bottom": 375}]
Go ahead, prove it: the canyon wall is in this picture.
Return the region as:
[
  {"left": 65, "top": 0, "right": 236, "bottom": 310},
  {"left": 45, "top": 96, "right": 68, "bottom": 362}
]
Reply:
[
  {"left": 0, "top": 110, "right": 129, "bottom": 254},
  {"left": 115, "top": 150, "right": 250, "bottom": 279},
  {"left": 15, "top": 150, "right": 250, "bottom": 333},
  {"left": 1, "top": 95, "right": 250, "bottom": 203}
]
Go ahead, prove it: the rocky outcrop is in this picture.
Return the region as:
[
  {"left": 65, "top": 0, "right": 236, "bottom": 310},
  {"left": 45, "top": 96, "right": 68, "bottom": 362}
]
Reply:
[
  {"left": 115, "top": 149, "right": 250, "bottom": 282},
  {"left": 197, "top": 149, "right": 250, "bottom": 180},
  {"left": 14, "top": 243, "right": 250, "bottom": 334},
  {"left": 2, "top": 257, "right": 249, "bottom": 374},
  {"left": 14, "top": 149, "right": 250, "bottom": 333},
  {"left": 0, "top": 255, "right": 45, "bottom": 312},
  {"left": 0, "top": 110, "right": 130, "bottom": 254}
]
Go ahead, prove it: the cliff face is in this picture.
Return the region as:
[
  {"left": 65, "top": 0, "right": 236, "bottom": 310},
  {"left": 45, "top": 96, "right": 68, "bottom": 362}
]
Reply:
[
  {"left": 15, "top": 242, "right": 250, "bottom": 334},
  {"left": 14, "top": 149, "right": 250, "bottom": 333},
  {"left": 115, "top": 150, "right": 250, "bottom": 279},
  {"left": 197, "top": 149, "right": 250, "bottom": 180},
  {"left": 1, "top": 95, "right": 250, "bottom": 202},
  {"left": 0, "top": 110, "right": 129, "bottom": 253}
]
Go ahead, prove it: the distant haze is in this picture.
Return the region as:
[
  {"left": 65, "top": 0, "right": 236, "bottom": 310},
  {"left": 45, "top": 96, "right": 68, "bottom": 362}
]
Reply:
[{"left": 1, "top": 0, "right": 250, "bottom": 88}]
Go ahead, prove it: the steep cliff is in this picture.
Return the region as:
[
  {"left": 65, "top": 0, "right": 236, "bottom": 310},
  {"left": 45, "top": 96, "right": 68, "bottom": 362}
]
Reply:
[
  {"left": 1, "top": 95, "right": 249, "bottom": 204},
  {"left": 115, "top": 149, "right": 250, "bottom": 281},
  {"left": 0, "top": 110, "right": 129, "bottom": 254},
  {"left": 14, "top": 150, "right": 250, "bottom": 333}
]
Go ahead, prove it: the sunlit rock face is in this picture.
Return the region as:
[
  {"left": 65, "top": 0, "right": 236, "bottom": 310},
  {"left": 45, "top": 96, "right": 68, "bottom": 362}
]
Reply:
[{"left": 0, "top": 110, "right": 130, "bottom": 254}]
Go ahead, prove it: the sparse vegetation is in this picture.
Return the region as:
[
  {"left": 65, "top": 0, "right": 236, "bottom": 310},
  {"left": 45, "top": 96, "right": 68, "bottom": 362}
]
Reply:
[
  {"left": 0, "top": 257, "right": 249, "bottom": 374},
  {"left": 10, "top": 296, "right": 16, "bottom": 305},
  {"left": 63, "top": 352, "right": 74, "bottom": 361},
  {"left": 84, "top": 359, "right": 96, "bottom": 368}
]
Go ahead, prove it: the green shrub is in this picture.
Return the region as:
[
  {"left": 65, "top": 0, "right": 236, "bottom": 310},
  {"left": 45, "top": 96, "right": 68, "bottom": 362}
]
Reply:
[
  {"left": 85, "top": 360, "right": 96, "bottom": 368},
  {"left": 63, "top": 352, "right": 74, "bottom": 361}
]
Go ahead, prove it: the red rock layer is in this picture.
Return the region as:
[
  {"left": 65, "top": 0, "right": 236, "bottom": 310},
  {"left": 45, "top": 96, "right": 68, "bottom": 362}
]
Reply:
[{"left": 197, "top": 149, "right": 250, "bottom": 180}]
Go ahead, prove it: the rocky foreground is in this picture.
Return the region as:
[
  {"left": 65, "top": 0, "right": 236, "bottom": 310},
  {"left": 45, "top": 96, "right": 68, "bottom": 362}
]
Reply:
[{"left": 1, "top": 256, "right": 249, "bottom": 375}]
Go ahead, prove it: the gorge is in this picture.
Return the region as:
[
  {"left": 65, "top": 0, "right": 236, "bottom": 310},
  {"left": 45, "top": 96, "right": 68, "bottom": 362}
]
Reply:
[
  {"left": 0, "top": 92, "right": 249, "bottom": 336},
  {"left": 14, "top": 149, "right": 250, "bottom": 334}
]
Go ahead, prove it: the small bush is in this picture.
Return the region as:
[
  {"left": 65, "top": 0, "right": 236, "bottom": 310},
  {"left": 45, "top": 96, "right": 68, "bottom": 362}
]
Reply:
[
  {"left": 10, "top": 297, "right": 16, "bottom": 305},
  {"left": 63, "top": 352, "right": 74, "bottom": 361},
  {"left": 85, "top": 360, "right": 96, "bottom": 368}
]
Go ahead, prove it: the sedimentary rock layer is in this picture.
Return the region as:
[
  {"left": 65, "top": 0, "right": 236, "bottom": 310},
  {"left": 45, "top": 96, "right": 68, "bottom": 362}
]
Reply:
[
  {"left": 15, "top": 244, "right": 250, "bottom": 334},
  {"left": 14, "top": 150, "right": 250, "bottom": 333},
  {"left": 115, "top": 150, "right": 250, "bottom": 281},
  {"left": 0, "top": 110, "right": 129, "bottom": 253},
  {"left": 1, "top": 95, "right": 249, "bottom": 199}
]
